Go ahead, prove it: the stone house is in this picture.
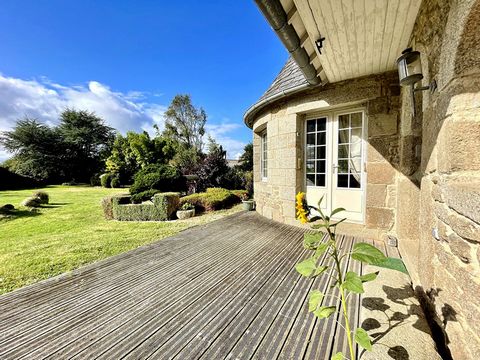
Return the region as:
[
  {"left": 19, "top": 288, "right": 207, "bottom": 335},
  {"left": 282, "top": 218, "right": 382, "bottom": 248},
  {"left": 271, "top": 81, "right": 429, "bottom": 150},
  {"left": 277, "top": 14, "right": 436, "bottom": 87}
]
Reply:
[{"left": 245, "top": 0, "right": 480, "bottom": 358}]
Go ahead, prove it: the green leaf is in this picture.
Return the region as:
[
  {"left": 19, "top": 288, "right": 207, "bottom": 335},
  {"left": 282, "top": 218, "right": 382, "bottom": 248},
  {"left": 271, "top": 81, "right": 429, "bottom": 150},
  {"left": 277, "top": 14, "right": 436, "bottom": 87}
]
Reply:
[
  {"left": 360, "top": 272, "right": 379, "bottom": 283},
  {"left": 351, "top": 242, "right": 387, "bottom": 264},
  {"left": 295, "top": 257, "right": 317, "bottom": 277},
  {"left": 331, "top": 352, "right": 343, "bottom": 360},
  {"left": 331, "top": 218, "right": 347, "bottom": 226},
  {"left": 372, "top": 257, "right": 409, "bottom": 275},
  {"left": 355, "top": 328, "right": 372, "bottom": 351},
  {"left": 315, "top": 241, "right": 330, "bottom": 257},
  {"left": 313, "top": 305, "right": 336, "bottom": 319},
  {"left": 311, "top": 223, "right": 329, "bottom": 229},
  {"left": 342, "top": 271, "right": 364, "bottom": 294},
  {"left": 314, "top": 265, "right": 328, "bottom": 276},
  {"left": 330, "top": 207, "right": 346, "bottom": 217},
  {"left": 308, "top": 290, "right": 324, "bottom": 312},
  {"left": 303, "top": 233, "right": 323, "bottom": 250}
]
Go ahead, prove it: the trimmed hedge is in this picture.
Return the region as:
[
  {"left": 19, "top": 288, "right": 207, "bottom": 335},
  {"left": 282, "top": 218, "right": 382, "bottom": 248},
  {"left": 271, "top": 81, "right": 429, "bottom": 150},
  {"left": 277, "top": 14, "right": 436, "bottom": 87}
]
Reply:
[
  {"left": 101, "top": 192, "right": 179, "bottom": 221},
  {"left": 129, "top": 164, "right": 186, "bottom": 199},
  {"left": 179, "top": 188, "right": 243, "bottom": 212},
  {"left": 100, "top": 173, "right": 112, "bottom": 188}
]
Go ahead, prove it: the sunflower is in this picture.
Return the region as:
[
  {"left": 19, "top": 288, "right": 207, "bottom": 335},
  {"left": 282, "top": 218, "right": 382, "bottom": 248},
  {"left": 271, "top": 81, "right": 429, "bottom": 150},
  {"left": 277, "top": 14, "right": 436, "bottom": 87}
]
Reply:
[{"left": 295, "top": 192, "right": 309, "bottom": 224}]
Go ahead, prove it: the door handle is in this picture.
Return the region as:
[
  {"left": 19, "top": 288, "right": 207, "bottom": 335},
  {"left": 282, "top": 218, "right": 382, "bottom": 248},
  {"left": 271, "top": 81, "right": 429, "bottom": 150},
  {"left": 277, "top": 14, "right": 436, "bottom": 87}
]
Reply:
[{"left": 332, "top": 164, "right": 338, "bottom": 173}]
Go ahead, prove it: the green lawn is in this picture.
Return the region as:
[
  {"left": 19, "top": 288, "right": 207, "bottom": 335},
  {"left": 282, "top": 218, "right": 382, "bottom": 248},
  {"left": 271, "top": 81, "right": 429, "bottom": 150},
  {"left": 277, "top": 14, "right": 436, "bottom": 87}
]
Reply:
[{"left": 0, "top": 185, "right": 241, "bottom": 294}]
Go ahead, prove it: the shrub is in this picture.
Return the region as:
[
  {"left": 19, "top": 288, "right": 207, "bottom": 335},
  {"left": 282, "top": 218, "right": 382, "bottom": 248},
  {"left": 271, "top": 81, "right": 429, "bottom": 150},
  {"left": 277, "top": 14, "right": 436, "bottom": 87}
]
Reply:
[
  {"left": 110, "top": 174, "right": 121, "bottom": 188},
  {"left": 152, "top": 192, "right": 180, "bottom": 219},
  {"left": 244, "top": 171, "right": 253, "bottom": 197},
  {"left": 0, "top": 166, "right": 41, "bottom": 190},
  {"left": 179, "top": 187, "right": 240, "bottom": 212},
  {"left": 100, "top": 173, "right": 112, "bottom": 188},
  {"left": 101, "top": 194, "right": 131, "bottom": 219},
  {"left": 21, "top": 196, "right": 41, "bottom": 208},
  {"left": 32, "top": 191, "right": 49, "bottom": 204},
  {"left": 130, "top": 164, "right": 186, "bottom": 197},
  {"left": 90, "top": 173, "right": 101, "bottom": 186},
  {"left": 180, "top": 202, "right": 194, "bottom": 211},
  {"left": 130, "top": 189, "right": 159, "bottom": 204},
  {"left": 0, "top": 204, "right": 15, "bottom": 214}
]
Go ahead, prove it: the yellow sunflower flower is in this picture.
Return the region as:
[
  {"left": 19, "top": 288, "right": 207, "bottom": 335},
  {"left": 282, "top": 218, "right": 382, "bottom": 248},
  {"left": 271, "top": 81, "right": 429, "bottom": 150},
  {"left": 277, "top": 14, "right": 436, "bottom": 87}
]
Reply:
[{"left": 295, "top": 192, "right": 309, "bottom": 224}]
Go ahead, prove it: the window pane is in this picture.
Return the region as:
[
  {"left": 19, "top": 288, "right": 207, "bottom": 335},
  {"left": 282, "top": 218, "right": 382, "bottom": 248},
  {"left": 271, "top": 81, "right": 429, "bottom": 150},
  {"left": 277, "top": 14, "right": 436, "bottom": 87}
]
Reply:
[
  {"left": 351, "top": 128, "right": 362, "bottom": 143},
  {"left": 316, "top": 160, "right": 326, "bottom": 173},
  {"left": 316, "top": 146, "right": 326, "bottom": 159},
  {"left": 350, "top": 143, "right": 361, "bottom": 158},
  {"left": 306, "top": 160, "right": 315, "bottom": 172},
  {"left": 307, "top": 133, "right": 316, "bottom": 145},
  {"left": 306, "top": 174, "right": 315, "bottom": 186},
  {"left": 307, "top": 120, "right": 316, "bottom": 132},
  {"left": 339, "top": 114, "right": 349, "bottom": 129},
  {"left": 316, "top": 174, "right": 325, "bottom": 187},
  {"left": 338, "top": 174, "right": 349, "bottom": 188},
  {"left": 338, "top": 129, "right": 350, "bottom": 144},
  {"left": 349, "top": 174, "right": 361, "bottom": 188},
  {"left": 317, "top": 118, "right": 326, "bottom": 131},
  {"left": 316, "top": 132, "right": 326, "bottom": 145},
  {"left": 351, "top": 112, "right": 362, "bottom": 128},
  {"left": 307, "top": 147, "right": 315, "bottom": 160},
  {"left": 350, "top": 158, "right": 362, "bottom": 173},
  {"left": 338, "top": 144, "right": 349, "bottom": 158},
  {"left": 338, "top": 159, "right": 349, "bottom": 173}
]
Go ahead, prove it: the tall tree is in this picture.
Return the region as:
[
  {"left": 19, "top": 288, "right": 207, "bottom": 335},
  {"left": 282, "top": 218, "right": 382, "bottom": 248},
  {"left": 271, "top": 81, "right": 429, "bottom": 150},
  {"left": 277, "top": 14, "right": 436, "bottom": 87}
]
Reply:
[
  {"left": 163, "top": 94, "right": 206, "bottom": 152},
  {"left": 238, "top": 142, "right": 253, "bottom": 171}
]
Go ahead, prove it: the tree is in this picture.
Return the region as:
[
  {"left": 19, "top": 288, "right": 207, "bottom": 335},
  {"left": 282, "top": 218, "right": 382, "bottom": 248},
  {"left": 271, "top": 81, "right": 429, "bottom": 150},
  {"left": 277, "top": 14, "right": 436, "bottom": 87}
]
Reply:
[
  {"left": 238, "top": 143, "right": 253, "bottom": 171},
  {"left": 163, "top": 94, "right": 206, "bottom": 152},
  {"left": 196, "top": 138, "right": 230, "bottom": 191}
]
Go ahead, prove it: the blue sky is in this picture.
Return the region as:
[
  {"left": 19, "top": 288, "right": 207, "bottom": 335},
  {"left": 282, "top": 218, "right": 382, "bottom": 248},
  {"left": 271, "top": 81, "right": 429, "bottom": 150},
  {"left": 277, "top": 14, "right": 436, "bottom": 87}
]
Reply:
[{"left": 0, "top": 0, "right": 288, "bottom": 160}]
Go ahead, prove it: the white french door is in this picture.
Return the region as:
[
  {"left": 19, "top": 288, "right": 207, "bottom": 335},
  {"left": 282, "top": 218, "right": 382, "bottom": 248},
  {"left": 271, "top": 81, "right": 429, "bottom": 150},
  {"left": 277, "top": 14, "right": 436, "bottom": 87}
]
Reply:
[{"left": 305, "top": 109, "right": 366, "bottom": 223}]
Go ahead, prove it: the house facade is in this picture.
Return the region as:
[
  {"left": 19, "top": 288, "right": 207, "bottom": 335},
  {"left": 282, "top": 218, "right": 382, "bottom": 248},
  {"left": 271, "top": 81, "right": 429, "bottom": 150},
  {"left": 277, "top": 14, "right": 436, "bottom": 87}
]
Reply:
[{"left": 245, "top": 0, "right": 480, "bottom": 358}]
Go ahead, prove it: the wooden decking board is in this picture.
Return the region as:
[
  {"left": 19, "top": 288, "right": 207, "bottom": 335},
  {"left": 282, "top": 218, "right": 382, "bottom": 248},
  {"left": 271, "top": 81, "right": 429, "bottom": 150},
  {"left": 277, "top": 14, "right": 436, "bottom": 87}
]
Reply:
[
  {"left": 88, "top": 225, "right": 302, "bottom": 360},
  {"left": 0, "top": 214, "right": 268, "bottom": 356},
  {"left": 0, "top": 212, "right": 387, "bottom": 360},
  {"left": 145, "top": 227, "right": 304, "bottom": 360},
  {"left": 13, "top": 216, "right": 283, "bottom": 359},
  {"left": 0, "top": 213, "right": 248, "bottom": 319}
]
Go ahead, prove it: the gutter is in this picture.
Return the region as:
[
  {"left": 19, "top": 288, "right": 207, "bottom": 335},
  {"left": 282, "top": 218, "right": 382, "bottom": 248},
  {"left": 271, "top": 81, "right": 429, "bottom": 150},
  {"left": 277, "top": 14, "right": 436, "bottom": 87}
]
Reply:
[{"left": 243, "top": 82, "right": 310, "bottom": 128}]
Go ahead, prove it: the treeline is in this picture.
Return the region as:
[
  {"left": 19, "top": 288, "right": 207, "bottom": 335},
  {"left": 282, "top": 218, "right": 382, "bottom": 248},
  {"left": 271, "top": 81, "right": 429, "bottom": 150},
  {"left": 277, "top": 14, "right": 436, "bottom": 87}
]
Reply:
[{"left": 0, "top": 94, "right": 253, "bottom": 194}]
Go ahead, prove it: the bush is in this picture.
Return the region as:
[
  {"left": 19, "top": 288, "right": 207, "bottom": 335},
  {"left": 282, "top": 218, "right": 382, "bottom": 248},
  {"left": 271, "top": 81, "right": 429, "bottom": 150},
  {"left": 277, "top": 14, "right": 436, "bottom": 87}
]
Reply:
[
  {"left": 130, "top": 164, "right": 186, "bottom": 197},
  {"left": 0, "top": 166, "right": 41, "bottom": 190},
  {"left": 130, "top": 189, "right": 159, "bottom": 204},
  {"left": 179, "top": 188, "right": 241, "bottom": 212},
  {"left": 0, "top": 204, "right": 15, "bottom": 214},
  {"left": 152, "top": 192, "right": 180, "bottom": 219},
  {"left": 101, "top": 194, "right": 131, "bottom": 219},
  {"left": 32, "top": 191, "right": 49, "bottom": 204},
  {"left": 110, "top": 174, "right": 121, "bottom": 188},
  {"left": 100, "top": 173, "right": 112, "bottom": 188},
  {"left": 90, "top": 173, "right": 101, "bottom": 186},
  {"left": 244, "top": 171, "right": 253, "bottom": 197},
  {"left": 21, "top": 196, "right": 41, "bottom": 208}
]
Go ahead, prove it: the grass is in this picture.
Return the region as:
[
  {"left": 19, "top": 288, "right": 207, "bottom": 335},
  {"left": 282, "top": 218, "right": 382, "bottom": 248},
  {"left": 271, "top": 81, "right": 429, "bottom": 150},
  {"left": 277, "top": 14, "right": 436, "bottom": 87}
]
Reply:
[{"left": 0, "top": 185, "right": 242, "bottom": 294}]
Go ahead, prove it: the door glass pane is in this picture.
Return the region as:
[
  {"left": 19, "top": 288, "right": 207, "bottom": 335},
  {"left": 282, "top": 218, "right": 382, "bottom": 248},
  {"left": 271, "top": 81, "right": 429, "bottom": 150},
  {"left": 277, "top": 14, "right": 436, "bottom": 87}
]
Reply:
[
  {"left": 338, "top": 144, "right": 349, "bottom": 158},
  {"left": 316, "top": 132, "right": 326, "bottom": 145},
  {"left": 306, "top": 174, "right": 315, "bottom": 186},
  {"left": 307, "top": 120, "right": 316, "bottom": 133},
  {"left": 350, "top": 143, "right": 362, "bottom": 158},
  {"left": 338, "top": 174, "right": 349, "bottom": 188},
  {"left": 307, "top": 133, "right": 315, "bottom": 145},
  {"left": 339, "top": 114, "right": 349, "bottom": 129},
  {"left": 349, "top": 173, "right": 361, "bottom": 188},
  {"left": 338, "top": 129, "right": 349, "bottom": 144},
  {"left": 316, "top": 174, "right": 325, "bottom": 187},
  {"left": 338, "top": 159, "right": 349, "bottom": 173},
  {"left": 306, "top": 160, "right": 315, "bottom": 172},
  {"left": 317, "top": 118, "right": 326, "bottom": 131},
  {"left": 316, "top": 160, "right": 326, "bottom": 173},
  {"left": 316, "top": 146, "right": 326, "bottom": 159},
  {"left": 307, "top": 147, "right": 315, "bottom": 160},
  {"left": 351, "top": 128, "right": 362, "bottom": 143}
]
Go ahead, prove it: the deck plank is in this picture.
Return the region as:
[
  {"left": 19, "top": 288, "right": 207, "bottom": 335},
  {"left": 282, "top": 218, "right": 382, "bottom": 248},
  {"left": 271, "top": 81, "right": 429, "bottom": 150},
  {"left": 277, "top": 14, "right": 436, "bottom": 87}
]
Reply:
[{"left": 0, "top": 212, "right": 381, "bottom": 360}]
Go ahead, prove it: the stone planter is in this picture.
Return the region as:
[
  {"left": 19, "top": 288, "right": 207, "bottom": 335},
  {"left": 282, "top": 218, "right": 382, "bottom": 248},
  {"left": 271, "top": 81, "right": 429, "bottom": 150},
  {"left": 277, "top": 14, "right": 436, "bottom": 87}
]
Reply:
[
  {"left": 242, "top": 200, "right": 255, "bottom": 211},
  {"left": 176, "top": 209, "right": 195, "bottom": 220}
]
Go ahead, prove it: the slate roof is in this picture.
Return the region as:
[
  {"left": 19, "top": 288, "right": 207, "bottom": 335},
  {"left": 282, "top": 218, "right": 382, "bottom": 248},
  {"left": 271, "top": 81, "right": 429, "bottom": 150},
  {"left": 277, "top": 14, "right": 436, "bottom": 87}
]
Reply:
[{"left": 258, "top": 57, "right": 309, "bottom": 102}]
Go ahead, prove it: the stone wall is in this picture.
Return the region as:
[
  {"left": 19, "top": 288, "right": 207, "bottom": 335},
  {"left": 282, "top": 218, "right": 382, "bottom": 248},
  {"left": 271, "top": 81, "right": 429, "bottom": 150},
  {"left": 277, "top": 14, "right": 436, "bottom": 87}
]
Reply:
[
  {"left": 252, "top": 73, "right": 402, "bottom": 231},
  {"left": 396, "top": 0, "right": 480, "bottom": 358}
]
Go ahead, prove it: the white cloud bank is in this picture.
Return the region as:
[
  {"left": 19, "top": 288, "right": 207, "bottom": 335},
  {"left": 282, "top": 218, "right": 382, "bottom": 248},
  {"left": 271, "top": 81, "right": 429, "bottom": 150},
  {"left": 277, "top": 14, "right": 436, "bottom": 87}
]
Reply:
[{"left": 0, "top": 74, "right": 246, "bottom": 161}]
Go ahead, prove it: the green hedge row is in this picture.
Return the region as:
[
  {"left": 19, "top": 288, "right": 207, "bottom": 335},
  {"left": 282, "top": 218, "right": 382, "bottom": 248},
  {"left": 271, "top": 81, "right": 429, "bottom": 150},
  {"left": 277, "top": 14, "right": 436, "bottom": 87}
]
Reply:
[
  {"left": 179, "top": 188, "right": 246, "bottom": 212},
  {"left": 101, "top": 192, "right": 179, "bottom": 221}
]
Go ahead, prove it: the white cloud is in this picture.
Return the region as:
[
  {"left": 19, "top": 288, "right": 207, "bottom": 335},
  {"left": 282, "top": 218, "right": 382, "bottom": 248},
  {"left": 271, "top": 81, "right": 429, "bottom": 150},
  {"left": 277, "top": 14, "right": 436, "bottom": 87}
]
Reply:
[{"left": 0, "top": 74, "right": 245, "bottom": 162}]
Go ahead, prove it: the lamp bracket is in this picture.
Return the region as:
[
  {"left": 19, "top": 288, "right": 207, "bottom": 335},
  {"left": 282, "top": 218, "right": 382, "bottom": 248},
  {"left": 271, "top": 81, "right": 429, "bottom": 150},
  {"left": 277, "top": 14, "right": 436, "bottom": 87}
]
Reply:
[{"left": 413, "top": 79, "right": 437, "bottom": 93}]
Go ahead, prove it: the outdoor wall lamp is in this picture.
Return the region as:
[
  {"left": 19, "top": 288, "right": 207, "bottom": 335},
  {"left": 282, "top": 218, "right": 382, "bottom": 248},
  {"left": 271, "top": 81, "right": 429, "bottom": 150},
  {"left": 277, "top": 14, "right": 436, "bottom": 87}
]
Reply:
[{"left": 396, "top": 48, "right": 437, "bottom": 115}]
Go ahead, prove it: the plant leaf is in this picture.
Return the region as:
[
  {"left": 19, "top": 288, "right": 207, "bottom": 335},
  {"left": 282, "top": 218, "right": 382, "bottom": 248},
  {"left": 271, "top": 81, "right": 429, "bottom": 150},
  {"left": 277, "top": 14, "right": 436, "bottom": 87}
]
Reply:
[
  {"left": 303, "top": 233, "right": 323, "bottom": 250},
  {"left": 313, "top": 305, "right": 336, "bottom": 319},
  {"left": 355, "top": 328, "right": 372, "bottom": 351},
  {"left": 311, "top": 223, "right": 329, "bottom": 229},
  {"left": 315, "top": 241, "right": 330, "bottom": 257},
  {"left": 351, "top": 242, "right": 387, "bottom": 264},
  {"left": 330, "top": 207, "right": 346, "bottom": 217},
  {"left": 308, "top": 290, "right": 324, "bottom": 312},
  {"left": 342, "top": 271, "right": 364, "bottom": 294},
  {"left": 295, "top": 257, "right": 317, "bottom": 277},
  {"left": 360, "top": 271, "right": 379, "bottom": 283},
  {"left": 372, "top": 257, "right": 409, "bottom": 275},
  {"left": 314, "top": 265, "right": 328, "bottom": 276},
  {"left": 331, "top": 352, "right": 343, "bottom": 360}
]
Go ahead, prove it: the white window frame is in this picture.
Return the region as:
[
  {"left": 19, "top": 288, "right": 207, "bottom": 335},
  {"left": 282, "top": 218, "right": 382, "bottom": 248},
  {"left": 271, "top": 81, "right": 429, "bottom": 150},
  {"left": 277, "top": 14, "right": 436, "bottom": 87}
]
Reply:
[{"left": 261, "top": 131, "right": 268, "bottom": 181}]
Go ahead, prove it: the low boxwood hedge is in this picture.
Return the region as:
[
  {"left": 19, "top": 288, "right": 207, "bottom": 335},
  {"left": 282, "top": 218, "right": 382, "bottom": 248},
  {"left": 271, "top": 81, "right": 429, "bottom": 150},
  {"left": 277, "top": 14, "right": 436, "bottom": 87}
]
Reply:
[{"left": 179, "top": 188, "right": 243, "bottom": 212}]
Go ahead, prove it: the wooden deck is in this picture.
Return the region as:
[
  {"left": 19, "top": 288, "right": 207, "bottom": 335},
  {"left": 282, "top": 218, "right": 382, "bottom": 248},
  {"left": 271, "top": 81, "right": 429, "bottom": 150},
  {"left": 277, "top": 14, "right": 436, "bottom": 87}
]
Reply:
[{"left": 0, "top": 211, "right": 398, "bottom": 359}]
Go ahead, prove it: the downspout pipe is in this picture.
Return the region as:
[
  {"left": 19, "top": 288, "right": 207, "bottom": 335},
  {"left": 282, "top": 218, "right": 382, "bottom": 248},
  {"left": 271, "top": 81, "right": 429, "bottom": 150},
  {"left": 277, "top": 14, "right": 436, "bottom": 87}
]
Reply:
[{"left": 254, "top": 0, "right": 320, "bottom": 86}]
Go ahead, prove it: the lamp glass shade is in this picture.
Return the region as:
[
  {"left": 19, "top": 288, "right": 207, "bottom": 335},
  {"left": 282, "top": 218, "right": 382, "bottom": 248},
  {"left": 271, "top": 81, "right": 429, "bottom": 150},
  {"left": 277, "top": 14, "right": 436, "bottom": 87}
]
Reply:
[{"left": 397, "top": 50, "right": 423, "bottom": 86}]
